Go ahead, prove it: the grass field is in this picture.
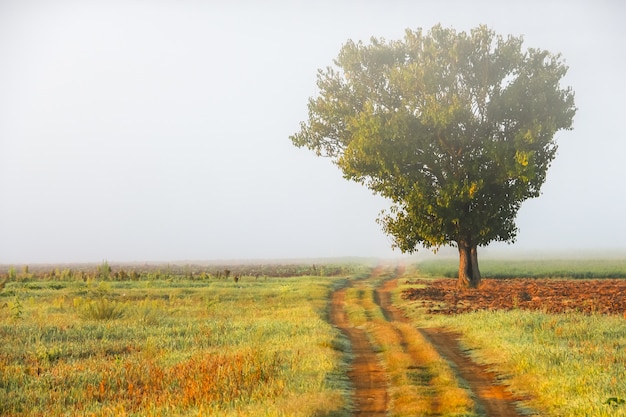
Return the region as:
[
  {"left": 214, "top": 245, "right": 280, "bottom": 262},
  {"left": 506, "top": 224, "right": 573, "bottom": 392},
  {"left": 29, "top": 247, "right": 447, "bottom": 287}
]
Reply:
[
  {"left": 396, "top": 263, "right": 626, "bottom": 416},
  {"left": 416, "top": 258, "right": 626, "bottom": 279},
  {"left": 2, "top": 260, "right": 626, "bottom": 416},
  {"left": 0, "top": 270, "right": 356, "bottom": 416}
]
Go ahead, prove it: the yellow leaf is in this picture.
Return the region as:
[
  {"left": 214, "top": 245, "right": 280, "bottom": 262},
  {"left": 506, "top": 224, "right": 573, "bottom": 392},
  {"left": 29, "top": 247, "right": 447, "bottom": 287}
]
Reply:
[{"left": 515, "top": 150, "right": 529, "bottom": 167}]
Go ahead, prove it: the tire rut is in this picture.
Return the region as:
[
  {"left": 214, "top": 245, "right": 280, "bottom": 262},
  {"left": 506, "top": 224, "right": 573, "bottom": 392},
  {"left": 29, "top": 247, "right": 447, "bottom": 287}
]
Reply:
[
  {"left": 375, "top": 278, "right": 442, "bottom": 414},
  {"left": 375, "top": 277, "right": 525, "bottom": 417},
  {"left": 330, "top": 284, "right": 389, "bottom": 416}
]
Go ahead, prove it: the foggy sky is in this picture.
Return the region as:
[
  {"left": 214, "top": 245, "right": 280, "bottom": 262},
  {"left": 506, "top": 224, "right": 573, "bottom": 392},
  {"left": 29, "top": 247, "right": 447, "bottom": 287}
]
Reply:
[{"left": 1, "top": 1, "right": 625, "bottom": 264}]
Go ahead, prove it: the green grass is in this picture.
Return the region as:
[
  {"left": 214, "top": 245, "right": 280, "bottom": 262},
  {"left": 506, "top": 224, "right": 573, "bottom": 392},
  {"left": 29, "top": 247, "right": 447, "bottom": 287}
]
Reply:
[
  {"left": 417, "top": 258, "right": 626, "bottom": 279},
  {"left": 428, "top": 311, "right": 626, "bottom": 416},
  {"left": 0, "top": 274, "right": 353, "bottom": 416}
]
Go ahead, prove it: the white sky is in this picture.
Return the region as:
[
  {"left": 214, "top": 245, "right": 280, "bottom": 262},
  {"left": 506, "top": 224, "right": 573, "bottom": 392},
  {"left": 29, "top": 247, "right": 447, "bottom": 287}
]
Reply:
[{"left": 1, "top": 0, "right": 625, "bottom": 264}]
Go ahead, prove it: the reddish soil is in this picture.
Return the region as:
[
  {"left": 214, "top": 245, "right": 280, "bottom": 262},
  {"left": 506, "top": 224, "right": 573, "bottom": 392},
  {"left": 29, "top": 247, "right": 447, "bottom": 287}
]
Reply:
[
  {"left": 330, "top": 286, "right": 388, "bottom": 416},
  {"left": 402, "top": 278, "right": 626, "bottom": 315}
]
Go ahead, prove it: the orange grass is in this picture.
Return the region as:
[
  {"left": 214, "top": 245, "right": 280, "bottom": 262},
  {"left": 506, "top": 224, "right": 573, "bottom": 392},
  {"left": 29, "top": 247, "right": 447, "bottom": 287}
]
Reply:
[{"left": 83, "top": 350, "right": 286, "bottom": 412}]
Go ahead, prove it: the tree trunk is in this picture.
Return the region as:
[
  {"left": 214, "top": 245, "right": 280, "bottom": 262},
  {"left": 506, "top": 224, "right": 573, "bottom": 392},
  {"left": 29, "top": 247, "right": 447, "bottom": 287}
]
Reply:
[{"left": 457, "top": 242, "right": 482, "bottom": 288}]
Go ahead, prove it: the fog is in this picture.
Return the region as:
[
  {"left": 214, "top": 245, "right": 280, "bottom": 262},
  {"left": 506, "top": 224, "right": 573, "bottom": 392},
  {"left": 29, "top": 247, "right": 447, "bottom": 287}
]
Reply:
[{"left": 1, "top": 1, "right": 625, "bottom": 264}]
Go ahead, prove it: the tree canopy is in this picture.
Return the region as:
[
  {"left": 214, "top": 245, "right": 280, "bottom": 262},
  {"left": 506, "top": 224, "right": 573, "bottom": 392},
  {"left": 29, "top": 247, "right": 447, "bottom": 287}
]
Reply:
[{"left": 290, "top": 25, "right": 576, "bottom": 287}]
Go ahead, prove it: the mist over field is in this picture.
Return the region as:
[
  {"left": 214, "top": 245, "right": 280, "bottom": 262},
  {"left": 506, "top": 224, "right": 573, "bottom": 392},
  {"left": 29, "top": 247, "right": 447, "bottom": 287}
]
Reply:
[{"left": 1, "top": 1, "right": 625, "bottom": 264}]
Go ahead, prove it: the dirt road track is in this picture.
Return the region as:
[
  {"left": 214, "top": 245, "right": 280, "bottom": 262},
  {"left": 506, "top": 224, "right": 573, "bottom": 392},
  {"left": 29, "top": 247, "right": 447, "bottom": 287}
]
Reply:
[
  {"left": 330, "top": 271, "right": 524, "bottom": 416},
  {"left": 377, "top": 278, "right": 524, "bottom": 417},
  {"left": 330, "top": 286, "right": 388, "bottom": 416},
  {"left": 419, "top": 328, "right": 523, "bottom": 417}
]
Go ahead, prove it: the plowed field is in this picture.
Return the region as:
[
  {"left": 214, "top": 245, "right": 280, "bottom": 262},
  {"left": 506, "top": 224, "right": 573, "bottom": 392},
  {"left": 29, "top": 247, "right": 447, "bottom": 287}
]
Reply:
[{"left": 402, "top": 278, "right": 626, "bottom": 315}]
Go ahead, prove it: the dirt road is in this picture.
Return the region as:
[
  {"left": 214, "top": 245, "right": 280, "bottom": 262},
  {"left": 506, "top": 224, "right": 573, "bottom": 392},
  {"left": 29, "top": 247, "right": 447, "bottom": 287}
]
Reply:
[
  {"left": 378, "top": 278, "right": 523, "bottom": 416},
  {"left": 330, "top": 270, "right": 524, "bottom": 416},
  {"left": 330, "top": 285, "right": 388, "bottom": 416}
]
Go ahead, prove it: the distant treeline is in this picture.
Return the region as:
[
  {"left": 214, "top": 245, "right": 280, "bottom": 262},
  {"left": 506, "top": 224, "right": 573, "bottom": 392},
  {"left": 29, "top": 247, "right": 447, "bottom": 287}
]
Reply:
[
  {"left": 0, "top": 261, "right": 358, "bottom": 282},
  {"left": 417, "top": 259, "right": 626, "bottom": 279}
]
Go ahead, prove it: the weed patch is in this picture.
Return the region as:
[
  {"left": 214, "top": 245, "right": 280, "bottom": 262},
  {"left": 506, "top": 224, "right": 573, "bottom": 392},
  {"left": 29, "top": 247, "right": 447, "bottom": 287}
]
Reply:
[{"left": 79, "top": 298, "right": 126, "bottom": 321}]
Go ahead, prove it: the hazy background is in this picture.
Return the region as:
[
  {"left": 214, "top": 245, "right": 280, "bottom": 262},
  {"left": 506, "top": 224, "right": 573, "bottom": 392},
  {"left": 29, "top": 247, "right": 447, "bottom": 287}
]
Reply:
[{"left": 1, "top": 0, "right": 624, "bottom": 264}]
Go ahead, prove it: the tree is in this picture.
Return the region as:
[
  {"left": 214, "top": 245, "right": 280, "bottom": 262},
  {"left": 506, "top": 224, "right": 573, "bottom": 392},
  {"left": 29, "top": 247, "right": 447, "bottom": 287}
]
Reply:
[
  {"left": 97, "top": 260, "right": 112, "bottom": 281},
  {"left": 290, "top": 25, "right": 576, "bottom": 288}
]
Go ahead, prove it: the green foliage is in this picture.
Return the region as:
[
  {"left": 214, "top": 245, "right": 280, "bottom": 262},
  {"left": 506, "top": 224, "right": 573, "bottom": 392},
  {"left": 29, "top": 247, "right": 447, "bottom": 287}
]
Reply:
[
  {"left": 97, "top": 260, "right": 111, "bottom": 280},
  {"left": 291, "top": 24, "right": 576, "bottom": 285},
  {"left": 10, "top": 296, "right": 23, "bottom": 319}
]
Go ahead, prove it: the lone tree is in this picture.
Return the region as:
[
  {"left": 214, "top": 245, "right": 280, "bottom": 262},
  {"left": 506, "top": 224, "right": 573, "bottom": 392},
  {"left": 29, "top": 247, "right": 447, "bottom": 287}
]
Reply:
[{"left": 291, "top": 25, "right": 576, "bottom": 288}]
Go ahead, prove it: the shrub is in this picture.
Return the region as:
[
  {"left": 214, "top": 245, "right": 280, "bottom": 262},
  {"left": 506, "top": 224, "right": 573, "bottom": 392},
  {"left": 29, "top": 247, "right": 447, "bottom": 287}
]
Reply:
[
  {"left": 80, "top": 298, "right": 125, "bottom": 321},
  {"left": 97, "top": 260, "right": 112, "bottom": 281}
]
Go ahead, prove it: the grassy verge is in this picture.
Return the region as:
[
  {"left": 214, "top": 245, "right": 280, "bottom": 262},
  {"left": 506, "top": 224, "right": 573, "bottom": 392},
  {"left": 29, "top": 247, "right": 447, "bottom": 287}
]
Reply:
[
  {"left": 395, "top": 267, "right": 626, "bottom": 416},
  {"left": 416, "top": 258, "right": 626, "bottom": 279},
  {"left": 343, "top": 268, "right": 477, "bottom": 416},
  {"left": 0, "top": 274, "right": 352, "bottom": 416}
]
